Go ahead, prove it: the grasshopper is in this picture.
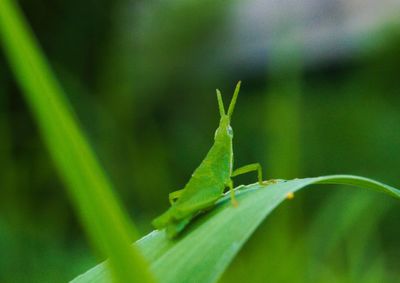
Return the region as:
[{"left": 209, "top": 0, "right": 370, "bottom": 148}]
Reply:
[{"left": 152, "top": 82, "right": 266, "bottom": 238}]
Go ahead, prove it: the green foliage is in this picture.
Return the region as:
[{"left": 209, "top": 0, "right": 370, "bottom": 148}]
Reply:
[
  {"left": 0, "top": 1, "right": 153, "bottom": 282},
  {"left": 72, "top": 175, "right": 400, "bottom": 283}
]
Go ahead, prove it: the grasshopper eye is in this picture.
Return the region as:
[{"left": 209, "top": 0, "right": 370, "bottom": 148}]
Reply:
[{"left": 227, "top": 125, "right": 233, "bottom": 137}]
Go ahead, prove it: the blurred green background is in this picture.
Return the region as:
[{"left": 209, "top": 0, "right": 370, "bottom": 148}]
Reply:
[{"left": 1, "top": 0, "right": 400, "bottom": 282}]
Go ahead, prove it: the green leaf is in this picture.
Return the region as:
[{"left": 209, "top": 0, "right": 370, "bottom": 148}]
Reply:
[
  {"left": 71, "top": 175, "right": 400, "bottom": 283},
  {"left": 0, "top": 1, "right": 154, "bottom": 282}
]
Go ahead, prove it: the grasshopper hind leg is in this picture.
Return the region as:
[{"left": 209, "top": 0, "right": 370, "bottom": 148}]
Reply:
[{"left": 166, "top": 215, "right": 193, "bottom": 239}]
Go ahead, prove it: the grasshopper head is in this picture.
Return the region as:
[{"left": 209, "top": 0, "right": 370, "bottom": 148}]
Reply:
[{"left": 214, "top": 81, "right": 241, "bottom": 140}]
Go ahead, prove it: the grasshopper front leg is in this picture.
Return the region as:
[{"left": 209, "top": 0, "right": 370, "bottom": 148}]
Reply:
[
  {"left": 231, "top": 163, "right": 264, "bottom": 185},
  {"left": 226, "top": 179, "right": 238, "bottom": 207}
]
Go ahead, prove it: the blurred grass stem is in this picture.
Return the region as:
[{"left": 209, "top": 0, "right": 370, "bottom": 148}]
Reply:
[{"left": 0, "top": 0, "right": 155, "bottom": 282}]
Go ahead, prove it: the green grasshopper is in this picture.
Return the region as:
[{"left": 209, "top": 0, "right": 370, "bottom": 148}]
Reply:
[{"left": 152, "top": 82, "right": 267, "bottom": 238}]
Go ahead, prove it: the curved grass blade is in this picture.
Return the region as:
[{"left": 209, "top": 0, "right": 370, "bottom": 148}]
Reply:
[
  {"left": 0, "top": 1, "right": 154, "bottom": 282},
  {"left": 71, "top": 175, "right": 400, "bottom": 283}
]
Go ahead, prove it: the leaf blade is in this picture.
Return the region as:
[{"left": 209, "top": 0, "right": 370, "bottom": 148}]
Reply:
[{"left": 71, "top": 175, "right": 400, "bottom": 283}]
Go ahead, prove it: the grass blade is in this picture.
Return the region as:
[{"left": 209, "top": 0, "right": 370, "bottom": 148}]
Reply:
[
  {"left": 0, "top": 1, "right": 154, "bottom": 282},
  {"left": 71, "top": 174, "right": 400, "bottom": 283}
]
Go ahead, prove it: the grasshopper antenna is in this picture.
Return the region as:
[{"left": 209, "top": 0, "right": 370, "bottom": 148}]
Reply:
[
  {"left": 227, "top": 81, "right": 241, "bottom": 117},
  {"left": 216, "top": 89, "right": 226, "bottom": 117}
]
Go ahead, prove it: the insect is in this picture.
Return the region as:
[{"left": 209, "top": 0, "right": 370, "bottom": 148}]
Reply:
[{"left": 152, "top": 81, "right": 267, "bottom": 238}]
